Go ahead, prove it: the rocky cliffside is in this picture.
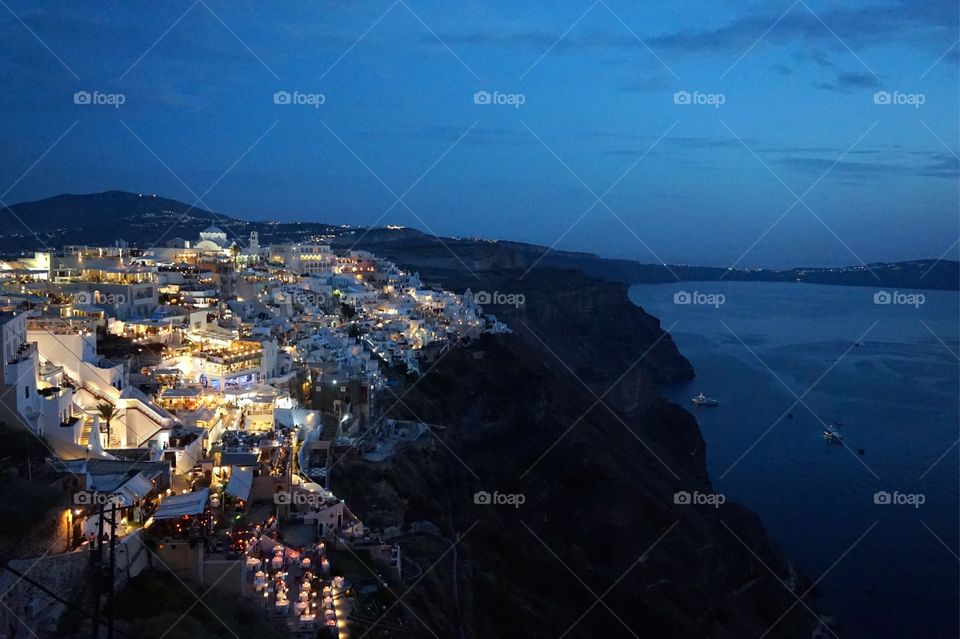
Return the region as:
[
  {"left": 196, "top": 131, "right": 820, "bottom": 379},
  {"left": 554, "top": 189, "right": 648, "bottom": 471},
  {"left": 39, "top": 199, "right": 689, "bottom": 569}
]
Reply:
[{"left": 330, "top": 256, "right": 813, "bottom": 638}]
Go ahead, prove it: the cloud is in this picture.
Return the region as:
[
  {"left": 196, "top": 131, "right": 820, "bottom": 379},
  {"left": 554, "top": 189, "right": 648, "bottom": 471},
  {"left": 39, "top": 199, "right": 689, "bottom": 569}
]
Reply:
[
  {"left": 778, "top": 152, "right": 958, "bottom": 179},
  {"left": 837, "top": 72, "right": 881, "bottom": 88},
  {"left": 814, "top": 70, "right": 882, "bottom": 92},
  {"left": 426, "top": 0, "right": 957, "bottom": 62},
  {"left": 793, "top": 49, "right": 836, "bottom": 70},
  {"left": 649, "top": 1, "right": 956, "bottom": 54},
  {"left": 620, "top": 75, "right": 675, "bottom": 92},
  {"left": 596, "top": 136, "right": 956, "bottom": 182},
  {"left": 600, "top": 136, "right": 753, "bottom": 157},
  {"left": 417, "top": 126, "right": 531, "bottom": 146}
]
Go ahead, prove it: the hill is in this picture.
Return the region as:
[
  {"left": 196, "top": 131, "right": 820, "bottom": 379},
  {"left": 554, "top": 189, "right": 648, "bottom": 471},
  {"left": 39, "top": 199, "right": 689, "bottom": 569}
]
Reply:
[{"left": 2, "top": 190, "right": 955, "bottom": 290}]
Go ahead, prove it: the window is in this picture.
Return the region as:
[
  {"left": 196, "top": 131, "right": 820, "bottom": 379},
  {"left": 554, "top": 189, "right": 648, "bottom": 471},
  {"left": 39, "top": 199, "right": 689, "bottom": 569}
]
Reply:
[{"left": 24, "top": 386, "right": 29, "bottom": 399}]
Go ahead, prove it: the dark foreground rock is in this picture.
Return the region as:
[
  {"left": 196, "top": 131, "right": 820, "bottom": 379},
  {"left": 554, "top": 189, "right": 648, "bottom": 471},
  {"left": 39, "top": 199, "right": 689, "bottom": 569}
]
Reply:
[{"left": 331, "top": 262, "right": 813, "bottom": 639}]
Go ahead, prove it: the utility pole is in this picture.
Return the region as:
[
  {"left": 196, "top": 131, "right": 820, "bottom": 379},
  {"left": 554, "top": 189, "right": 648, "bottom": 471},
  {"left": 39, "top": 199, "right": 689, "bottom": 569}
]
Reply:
[
  {"left": 107, "top": 502, "right": 117, "bottom": 639},
  {"left": 96, "top": 503, "right": 105, "bottom": 564},
  {"left": 90, "top": 501, "right": 105, "bottom": 639}
]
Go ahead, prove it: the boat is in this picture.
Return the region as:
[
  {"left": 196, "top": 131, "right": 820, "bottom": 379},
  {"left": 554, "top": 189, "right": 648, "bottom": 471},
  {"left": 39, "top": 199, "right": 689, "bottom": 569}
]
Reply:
[
  {"left": 823, "top": 424, "right": 843, "bottom": 443},
  {"left": 691, "top": 392, "right": 719, "bottom": 407}
]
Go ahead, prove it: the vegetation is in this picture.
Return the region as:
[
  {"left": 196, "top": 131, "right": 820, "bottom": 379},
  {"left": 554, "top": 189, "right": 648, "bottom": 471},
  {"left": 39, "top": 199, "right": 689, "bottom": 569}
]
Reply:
[
  {"left": 107, "top": 570, "right": 287, "bottom": 639},
  {"left": 0, "top": 422, "right": 65, "bottom": 547},
  {"left": 0, "top": 474, "right": 64, "bottom": 540},
  {"left": 97, "top": 402, "right": 118, "bottom": 444}
]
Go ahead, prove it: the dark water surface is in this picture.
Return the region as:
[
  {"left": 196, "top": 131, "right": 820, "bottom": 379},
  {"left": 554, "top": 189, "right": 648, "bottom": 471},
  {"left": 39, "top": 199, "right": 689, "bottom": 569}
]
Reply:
[{"left": 630, "top": 281, "right": 959, "bottom": 639}]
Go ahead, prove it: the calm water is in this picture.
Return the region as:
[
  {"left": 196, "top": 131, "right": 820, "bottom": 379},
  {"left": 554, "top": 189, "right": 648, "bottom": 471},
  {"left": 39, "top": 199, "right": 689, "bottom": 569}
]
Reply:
[{"left": 630, "top": 281, "right": 959, "bottom": 639}]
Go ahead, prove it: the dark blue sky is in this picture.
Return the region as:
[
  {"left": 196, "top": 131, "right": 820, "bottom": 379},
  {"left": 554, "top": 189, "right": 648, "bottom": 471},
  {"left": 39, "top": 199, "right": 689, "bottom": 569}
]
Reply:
[{"left": 0, "top": 0, "right": 957, "bottom": 267}]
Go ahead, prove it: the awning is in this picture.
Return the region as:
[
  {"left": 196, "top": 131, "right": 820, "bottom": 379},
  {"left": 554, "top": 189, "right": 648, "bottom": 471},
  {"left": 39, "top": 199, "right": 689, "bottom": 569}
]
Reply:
[
  {"left": 161, "top": 388, "right": 200, "bottom": 398},
  {"left": 153, "top": 488, "right": 209, "bottom": 520},
  {"left": 221, "top": 452, "right": 259, "bottom": 466},
  {"left": 225, "top": 466, "right": 253, "bottom": 502},
  {"left": 100, "top": 473, "right": 154, "bottom": 506}
]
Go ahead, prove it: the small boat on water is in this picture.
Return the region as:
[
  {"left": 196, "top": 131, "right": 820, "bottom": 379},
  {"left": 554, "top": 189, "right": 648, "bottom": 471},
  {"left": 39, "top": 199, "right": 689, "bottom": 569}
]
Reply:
[
  {"left": 823, "top": 424, "right": 844, "bottom": 443},
  {"left": 691, "top": 392, "right": 719, "bottom": 407}
]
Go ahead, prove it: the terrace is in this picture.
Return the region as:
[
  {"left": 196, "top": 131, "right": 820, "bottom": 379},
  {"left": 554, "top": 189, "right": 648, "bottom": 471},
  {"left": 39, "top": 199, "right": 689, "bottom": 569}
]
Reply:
[{"left": 6, "top": 341, "right": 36, "bottom": 365}]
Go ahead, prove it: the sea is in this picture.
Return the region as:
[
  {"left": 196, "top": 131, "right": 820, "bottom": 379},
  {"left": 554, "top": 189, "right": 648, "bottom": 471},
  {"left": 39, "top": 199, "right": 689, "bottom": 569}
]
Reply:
[{"left": 629, "top": 281, "right": 959, "bottom": 639}]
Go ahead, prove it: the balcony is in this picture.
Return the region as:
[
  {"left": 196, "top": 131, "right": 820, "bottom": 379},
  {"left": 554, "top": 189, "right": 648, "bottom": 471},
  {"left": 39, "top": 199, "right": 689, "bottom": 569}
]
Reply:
[
  {"left": 38, "top": 385, "right": 68, "bottom": 399},
  {"left": 6, "top": 342, "right": 37, "bottom": 366}
]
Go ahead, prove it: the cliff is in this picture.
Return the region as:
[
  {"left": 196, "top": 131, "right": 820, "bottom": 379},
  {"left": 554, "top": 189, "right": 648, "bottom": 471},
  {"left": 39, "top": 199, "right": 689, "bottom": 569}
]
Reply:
[{"left": 330, "top": 257, "right": 812, "bottom": 638}]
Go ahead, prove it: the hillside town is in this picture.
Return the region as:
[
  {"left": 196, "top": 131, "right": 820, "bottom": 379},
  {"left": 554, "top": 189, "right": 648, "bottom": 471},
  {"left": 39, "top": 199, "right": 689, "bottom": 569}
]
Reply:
[{"left": 0, "top": 226, "right": 504, "bottom": 638}]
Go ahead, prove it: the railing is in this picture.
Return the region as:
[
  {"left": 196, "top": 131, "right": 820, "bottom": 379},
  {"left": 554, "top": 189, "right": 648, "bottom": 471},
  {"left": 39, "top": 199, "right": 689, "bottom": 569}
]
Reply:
[
  {"left": 27, "top": 318, "right": 93, "bottom": 334},
  {"left": 39, "top": 386, "right": 68, "bottom": 399},
  {"left": 6, "top": 342, "right": 37, "bottom": 365}
]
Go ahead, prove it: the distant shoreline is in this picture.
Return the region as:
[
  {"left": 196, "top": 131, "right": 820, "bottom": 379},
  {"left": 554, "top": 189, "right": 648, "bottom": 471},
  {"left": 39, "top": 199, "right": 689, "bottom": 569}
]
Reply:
[
  {"left": 2, "top": 190, "right": 956, "bottom": 291},
  {"left": 627, "top": 278, "right": 960, "bottom": 292}
]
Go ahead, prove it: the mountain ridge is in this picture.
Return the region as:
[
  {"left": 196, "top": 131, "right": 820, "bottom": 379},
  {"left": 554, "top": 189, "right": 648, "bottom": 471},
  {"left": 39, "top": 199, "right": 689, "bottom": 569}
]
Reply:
[{"left": 1, "top": 190, "right": 956, "bottom": 290}]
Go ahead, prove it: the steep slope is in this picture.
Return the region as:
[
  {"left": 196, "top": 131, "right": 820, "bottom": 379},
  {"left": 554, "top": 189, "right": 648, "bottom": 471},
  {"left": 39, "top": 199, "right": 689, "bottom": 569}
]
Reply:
[
  {"left": 0, "top": 191, "right": 233, "bottom": 251},
  {"left": 331, "top": 267, "right": 812, "bottom": 639}
]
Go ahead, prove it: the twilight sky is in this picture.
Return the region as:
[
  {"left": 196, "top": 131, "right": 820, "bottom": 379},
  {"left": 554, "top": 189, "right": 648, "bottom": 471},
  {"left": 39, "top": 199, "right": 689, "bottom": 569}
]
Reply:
[{"left": 0, "top": 0, "right": 957, "bottom": 268}]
